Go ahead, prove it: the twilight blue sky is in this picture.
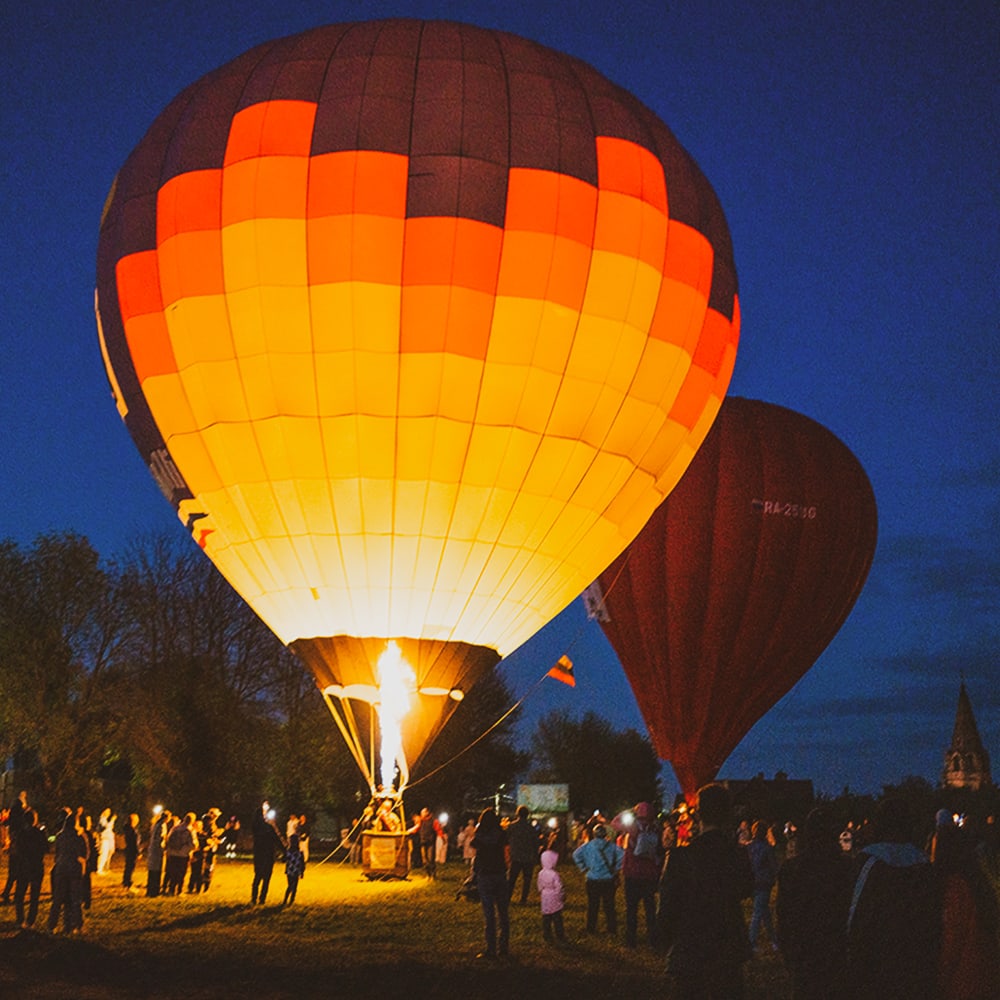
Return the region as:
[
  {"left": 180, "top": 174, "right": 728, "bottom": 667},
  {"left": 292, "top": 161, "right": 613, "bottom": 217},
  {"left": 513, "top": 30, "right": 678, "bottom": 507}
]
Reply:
[{"left": 2, "top": 1, "right": 997, "bottom": 798}]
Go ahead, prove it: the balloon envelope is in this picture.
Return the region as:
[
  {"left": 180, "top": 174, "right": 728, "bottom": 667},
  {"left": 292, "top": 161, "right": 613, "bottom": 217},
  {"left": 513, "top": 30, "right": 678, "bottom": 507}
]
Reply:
[
  {"left": 590, "top": 397, "right": 877, "bottom": 796},
  {"left": 96, "top": 19, "right": 740, "bottom": 780}
]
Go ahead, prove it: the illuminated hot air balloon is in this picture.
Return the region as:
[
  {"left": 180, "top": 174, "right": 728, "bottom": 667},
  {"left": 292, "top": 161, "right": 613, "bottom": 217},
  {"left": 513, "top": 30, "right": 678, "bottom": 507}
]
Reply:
[
  {"left": 95, "top": 19, "right": 740, "bottom": 793},
  {"left": 587, "top": 397, "right": 877, "bottom": 798}
]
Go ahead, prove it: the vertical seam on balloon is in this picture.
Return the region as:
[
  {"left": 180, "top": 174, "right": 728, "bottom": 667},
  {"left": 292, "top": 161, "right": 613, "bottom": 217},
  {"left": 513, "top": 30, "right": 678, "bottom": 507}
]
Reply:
[{"left": 437, "top": 24, "right": 517, "bottom": 647}]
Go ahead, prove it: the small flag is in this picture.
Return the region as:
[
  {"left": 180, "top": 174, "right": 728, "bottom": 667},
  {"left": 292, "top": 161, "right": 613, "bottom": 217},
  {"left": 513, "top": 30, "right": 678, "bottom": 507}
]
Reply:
[{"left": 547, "top": 654, "right": 575, "bottom": 687}]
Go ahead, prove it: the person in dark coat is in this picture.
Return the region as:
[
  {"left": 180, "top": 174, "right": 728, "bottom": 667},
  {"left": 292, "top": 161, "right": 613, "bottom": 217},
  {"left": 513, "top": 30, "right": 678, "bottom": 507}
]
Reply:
[
  {"left": 658, "top": 783, "right": 754, "bottom": 999},
  {"left": 506, "top": 805, "right": 541, "bottom": 904},
  {"left": 12, "top": 808, "right": 48, "bottom": 928},
  {"left": 471, "top": 807, "right": 510, "bottom": 959},
  {"left": 746, "top": 819, "right": 780, "bottom": 952},
  {"left": 121, "top": 813, "right": 141, "bottom": 891},
  {"left": 776, "top": 806, "right": 854, "bottom": 1000},
  {"left": 250, "top": 801, "right": 285, "bottom": 905},
  {"left": 845, "top": 795, "right": 940, "bottom": 1000},
  {"left": 146, "top": 809, "right": 169, "bottom": 897},
  {"left": 620, "top": 801, "right": 662, "bottom": 948},
  {"left": 1, "top": 790, "right": 30, "bottom": 904},
  {"left": 47, "top": 810, "right": 89, "bottom": 935}
]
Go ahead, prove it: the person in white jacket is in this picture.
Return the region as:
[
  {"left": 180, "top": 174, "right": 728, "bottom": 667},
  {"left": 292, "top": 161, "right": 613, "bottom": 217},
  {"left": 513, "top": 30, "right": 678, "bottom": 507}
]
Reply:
[{"left": 536, "top": 849, "right": 566, "bottom": 943}]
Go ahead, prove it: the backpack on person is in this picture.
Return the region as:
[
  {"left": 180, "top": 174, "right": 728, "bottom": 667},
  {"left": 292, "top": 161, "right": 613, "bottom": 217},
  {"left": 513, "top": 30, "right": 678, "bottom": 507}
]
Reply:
[{"left": 632, "top": 826, "right": 660, "bottom": 861}]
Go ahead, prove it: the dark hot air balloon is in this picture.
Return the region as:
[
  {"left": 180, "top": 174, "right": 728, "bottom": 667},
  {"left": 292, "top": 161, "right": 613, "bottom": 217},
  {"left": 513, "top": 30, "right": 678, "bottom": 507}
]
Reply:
[
  {"left": 587, "top": 397, "right": 877, "bottom": 797},
  {"left": 96, "top": 19, "right": 740, "bottom": 793}
]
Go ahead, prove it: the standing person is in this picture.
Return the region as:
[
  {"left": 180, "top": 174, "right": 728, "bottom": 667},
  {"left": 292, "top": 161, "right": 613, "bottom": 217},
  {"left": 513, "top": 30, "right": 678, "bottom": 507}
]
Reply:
[
  {"left": 506, "top": 805, "right": 541, "bottom": 904},
  {"left": 163, "top": 812, "right": 196, "bottom": 895},
  {"left": 250, "top": 801, "right": 285, "bottom": 905},
  {"left": 146, "top": 808, "right": 169, "bottom": 897},
  {"left": 81, "top": 813, "right": 98, "bottom": 909},
  {"left": 458, "top": 818, "right": 477, "bottom": 865},
  {"left": 296, "top": 814, "right": 310, "bottom": 864},
  {"left": 12, "top": 808, "right": 47, "bottom": 929},
  {"left": 844, "top": 795, "right": 940, "bottom": 1000},
  {"left": 96, "top": 808, "right": 117, "bottom": 874},
  {"left": 47, "top": 811, "right": 89, "bottom": 935},
  {"left": 776, "top": 806, "right": 854, "bottom": 1000},
  {"left": 620, "top": 801, "right": 662, "bottom": 948},
  {"left": 658, "top": 783, "right": 754, "bottom": 999},
  {"left": 283, "top": 832, "right": 306, "bottom": 905},
  {"left": 746, "top": 820, "right": 780, "bottom": 953},
  {"left": 573, "top": 823, "right": 624, "bottom": 935},
  {"left": 435, "top": 814, "right": 449, "bottom": 866},
  {"left": 931, "top": 820, "right": 999, "bottom": 1000},
  {"left": 417, "top": 807, "right": 437, "bottom": 878},
  {"left": 1, "top": 790, "right": 30, "bottom": 904},
  {"left": 536, "top": 848, "right": 566, "bottom": 943},
  {"left": 121, "top": 813, "right": 141, "bottom": 892},
  {"left": 199, "top": 808, "right": 223, "bottom": 891},
  {"left": 187, "top": 818, "right": 206, "bottom": 892},
  {"left": 471, "top": 807, "right": 510, "bottom": 960}
]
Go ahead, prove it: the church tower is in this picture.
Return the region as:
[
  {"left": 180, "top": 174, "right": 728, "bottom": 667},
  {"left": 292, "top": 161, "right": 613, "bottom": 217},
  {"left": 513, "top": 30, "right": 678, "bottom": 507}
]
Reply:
[{"left": 941, "top": 682, "right": 992, "bottom": 790}]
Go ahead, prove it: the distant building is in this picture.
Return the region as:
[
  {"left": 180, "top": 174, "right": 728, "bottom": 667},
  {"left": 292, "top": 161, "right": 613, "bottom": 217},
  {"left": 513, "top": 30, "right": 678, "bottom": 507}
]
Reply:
[{"left": 941, "top": 682, "right": 993, "bottom": 790}]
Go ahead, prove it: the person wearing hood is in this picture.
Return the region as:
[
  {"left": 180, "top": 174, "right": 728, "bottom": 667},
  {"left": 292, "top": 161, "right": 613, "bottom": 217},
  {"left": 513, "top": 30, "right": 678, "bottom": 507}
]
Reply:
[
  {"left": 536, "top": 849, "right": 566, "bottom": 943},
  {"left": 845, "top": 796, "right": 940, "bottom": 999}
]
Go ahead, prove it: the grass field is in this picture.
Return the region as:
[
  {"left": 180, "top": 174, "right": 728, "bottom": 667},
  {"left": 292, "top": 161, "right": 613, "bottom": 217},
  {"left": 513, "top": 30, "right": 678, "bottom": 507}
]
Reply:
[{"left": 0, "top": 854, "right": 791, "bottom": 999}]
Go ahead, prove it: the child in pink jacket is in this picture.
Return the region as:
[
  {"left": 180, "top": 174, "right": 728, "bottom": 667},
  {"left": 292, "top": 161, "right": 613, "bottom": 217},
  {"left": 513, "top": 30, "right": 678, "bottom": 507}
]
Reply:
[{"left": 536, "top": 849, "right": 566, "bottom": 942}]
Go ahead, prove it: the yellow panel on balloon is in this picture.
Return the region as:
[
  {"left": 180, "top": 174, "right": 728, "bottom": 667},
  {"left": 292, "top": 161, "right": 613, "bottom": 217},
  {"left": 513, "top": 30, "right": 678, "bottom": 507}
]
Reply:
[
  {"left": 524, "top": 438, "right": 597, "bottom": 503},
  {"left": 260, "top": 286, "right": 313, "bottom": 356},
  {"left": 353, "top": 352, "right": 400, "bottom": 419},
  {"left": 310, "top": 282, "right": 401, "bottom": 353},
  {"left": 202, "top": 423, "right": 266, "bottom": 485},
  {"left": 630, "top": 327, "right": 695, "bottom": 408},
  {"left": 545, "top": 377, "right": 603, "bottom": 441},
  {"left": 604, "top": 395, "right": 664, "bottom": 463},
  {"left": 165, "top": 295, "right": 234, "bottom": 369},
  {"left": 141, "top": 372, "right": 199, "bottom": 437},
  {"left": 178, "top": 360, "right": 249, "bottom": 426},
  {"left": 254, "top": 416, "right": 326, "bottom": 481},
  {"left": 419, "top": 481, "right": 461, "bottom": 538},
  {"left": 267, "top": 354, "right": 320, "bottom": 418},
  {"left": 355, "top": 417, "right": 396, "bottom": 480},
  {"left": 358, "top": 476, "right": 394, "bottom": 533},
  {"left": 166, "top": 429, "right": 222, "bottom": 492}
]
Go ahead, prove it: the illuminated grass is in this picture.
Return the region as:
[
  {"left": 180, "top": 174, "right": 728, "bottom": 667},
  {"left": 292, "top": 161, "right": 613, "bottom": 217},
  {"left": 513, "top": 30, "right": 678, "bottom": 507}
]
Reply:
[{"left": 0, "top": 857, "right": 790, "bottom": 998}]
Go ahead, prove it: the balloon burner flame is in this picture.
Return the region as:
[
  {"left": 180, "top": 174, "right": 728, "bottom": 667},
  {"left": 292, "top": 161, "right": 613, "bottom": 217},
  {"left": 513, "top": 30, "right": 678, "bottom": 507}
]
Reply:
[{"left": 376, "top": 642, "right": 416, "bottom": 791}]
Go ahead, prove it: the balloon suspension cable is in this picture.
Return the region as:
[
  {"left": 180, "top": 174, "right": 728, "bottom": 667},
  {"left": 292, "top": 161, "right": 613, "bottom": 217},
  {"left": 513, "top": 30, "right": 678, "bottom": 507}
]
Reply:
[{"left": 321, "top": 690, "right": 376, "bottom": 795}]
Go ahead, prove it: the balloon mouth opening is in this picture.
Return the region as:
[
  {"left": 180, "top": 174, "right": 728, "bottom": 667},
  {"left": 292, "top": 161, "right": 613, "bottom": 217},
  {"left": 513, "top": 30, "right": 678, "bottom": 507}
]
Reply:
[{"left": 321, "top": 684, "right": 464, "bottom": 702}]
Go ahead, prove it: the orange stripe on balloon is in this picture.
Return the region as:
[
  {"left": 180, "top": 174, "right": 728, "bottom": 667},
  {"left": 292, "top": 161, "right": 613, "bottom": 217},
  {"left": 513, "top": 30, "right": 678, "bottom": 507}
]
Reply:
[
  {"left": 667, "top": 359, "right": 715, "bottom": 430},
  {"left": 221, "top": 156, "right": 309, "bottom": 226},
  {"left": 306, "top": 215, "right": 405, "bottom": 285},
  {"left": 663, "top": 222, "right": 713, "bottom": 293},
  {"left": 691, "top": 308, "right": 738, "bottom": 379},
  {"left": 505, "top": 169, "right": 597, "bottom": 245},
  {"left": 158, "top": 230, "right": 225, "bottom": 305},
  {"left": 224, "top": 100, "right": 317, "bottom": 165},
  {"left": 123, "top": 311, "right": 176, "bottom": 381},
  {"left": 157, "top": 170, "right": 222, "bottom": 243},
  {"left": 400, "top": 284, "right": 494, "bottom": 359},
  {"left": 402, "top": 217, "right": 501, "bottom": 295},
  {"left": 116, "top": 251, "right": 163, "bottom": 322},
  {"left": 308, "top": 151, "right": 408, "bottom": 218},
  {"left": 596, "top": 136, "right": 667, "bottom": 212}
]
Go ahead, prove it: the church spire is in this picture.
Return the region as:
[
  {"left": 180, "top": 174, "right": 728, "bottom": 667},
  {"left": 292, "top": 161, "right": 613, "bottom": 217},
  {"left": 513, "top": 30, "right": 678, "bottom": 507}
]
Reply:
[{"left": 941, "top": 682, "right": 992, "bottom": 790}]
